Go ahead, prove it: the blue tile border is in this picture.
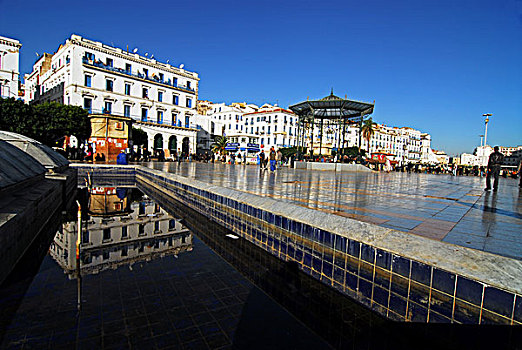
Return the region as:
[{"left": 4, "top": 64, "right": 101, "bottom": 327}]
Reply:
[{"left": 94, "top": 165, "right": 522, "bottom": 326}]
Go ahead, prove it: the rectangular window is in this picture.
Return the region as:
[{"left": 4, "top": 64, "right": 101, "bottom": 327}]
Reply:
[
  {"left": 142, "top": 87, "right": 148, "bottom": 98},
  {"left": 159, "top": 73, "right": 164, "bottom": 81},
  {"left": 158, "top": 111, "right": 163, "bottom": 124},
  {"left": 173, "top": 78, "right": 178, "bottom": 86},
  {"left": 106, "top": 58, "right": 113, "bottom": 67},
  {"left": 103, "top": 228, "right": 111, "bottom": 240},
  {"left": 84, "top": 75, "right": 91, "bottom": 87},
  {"left": 169, "top": 219, "right": 176, "bottom": 230},
  {"left": 82, "top": 231, "right": 90, "bottom": 244},
  {"left": 186, "top": 98, "right": 192, "bottom": 108},
  {"left": 83, "top": 98, "right": 92, "bottom": 113},
  {"left": 125, "top": 63, "right": 131, "bottom": 72},
  {"left": 124, "top": 105, "right": 130, "bottom": 117},
  {"left": 106, "top": 79, "right": 113, "bottom": 91},
  {"left": 158, "top": 91, "right": 163, "bottom": 102},
  {"left": 143, "top": 68, "right": 148, "bottom": 77},
  {"left": 185, "top": 116, "right": 190, "bottom": 128},
  {"left": 154, "top": 221, "right": 160, "bottom": 232},
  {"left": 104, "top": 101, "right": 112, "bottom": 114},
  {"left": 187, "top": 81, "right": 191, "bottom": 89},
  {"left": 124, "top": 83, "right": 131, "bottom": 95},
  {"left": 139, "top": 224, "right": 145, "bottom": 236},
  {"left": 121, "top": 226, "right": 127, "bottom": 238},
  {"left": 172, "top": 113, "right": 177, "bottom": 126},
  {"left": 173, "top": 95, "right": 178, "bottom": 105},
  {"left": 141, "top": 108, "right": 148, "bottom": 122},
  {"left": 85, "top": 52, "right": 95, "bottom": 60}
]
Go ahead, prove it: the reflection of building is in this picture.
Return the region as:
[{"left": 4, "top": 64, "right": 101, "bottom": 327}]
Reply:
[
  {"left": 51, "top": 193, "right": 192, "bottom": 277},
  {"left": 0, "top": 36, "right": 22, "bottom": 99}
]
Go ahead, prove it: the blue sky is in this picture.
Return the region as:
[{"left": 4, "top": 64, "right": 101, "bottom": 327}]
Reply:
[{"left": 1, "top": 0, "right": 520, "bottom": 155}]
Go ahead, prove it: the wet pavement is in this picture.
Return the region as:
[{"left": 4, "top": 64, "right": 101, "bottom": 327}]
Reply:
[{"left": 146, "top": 162, "right": 522, "bottom": 260}]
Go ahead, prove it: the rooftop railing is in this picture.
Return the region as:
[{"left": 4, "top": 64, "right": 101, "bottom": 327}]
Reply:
[{"left": 82, "top": 58, "right": 195, "bottom": 93}]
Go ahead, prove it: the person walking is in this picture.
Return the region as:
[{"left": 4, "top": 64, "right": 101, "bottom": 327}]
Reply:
[
  {"left": 116, "top": 150, "right": 128, "bottom": 165},
  {"left": 485, "top": 146, "right": 504, "bottom": 192},
  {"left": 276, "top": 149, "right": 282, "bottom": 168},
  {"left": 259, "top": 150, "right": 266, "bottom": 170},
  {"left": 269, "top": 147, "right": 277, "bottom": 172},
  {"left": 517, "top": 157, "right": 522, "bottom": 188}
]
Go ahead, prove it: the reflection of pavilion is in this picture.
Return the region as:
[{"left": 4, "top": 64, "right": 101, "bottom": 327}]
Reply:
[
  {"left": 289, "top": 91, "right": 374, "bottom": 157},
  {"left": 51, "top": 191, "right": 192, "bottom": 277}
]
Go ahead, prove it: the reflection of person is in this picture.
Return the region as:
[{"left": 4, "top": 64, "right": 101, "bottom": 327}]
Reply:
[{"left": 485, "top": 146, "right": 504, "bottom": 192}]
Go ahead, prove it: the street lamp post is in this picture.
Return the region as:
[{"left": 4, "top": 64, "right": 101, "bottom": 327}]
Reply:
[{"left": 483, "top": 113, "right": 492, "bottom": 147}]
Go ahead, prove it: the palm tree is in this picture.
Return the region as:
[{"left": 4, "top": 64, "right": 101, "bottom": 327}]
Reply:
[
  {"left": 211, "top": 135, "right": 228, "bottom": 155},
  {"left": 361, "top": 117, "right": 376, "bottom": 153}
]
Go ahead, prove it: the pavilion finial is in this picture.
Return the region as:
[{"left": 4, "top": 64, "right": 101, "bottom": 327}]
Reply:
[{"left": 331, "top": 87, "right": 334, "bottom": 96}]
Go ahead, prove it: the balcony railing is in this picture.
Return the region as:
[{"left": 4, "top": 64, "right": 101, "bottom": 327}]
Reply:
[{"left": 82, "top": 58, "right": 195, "bottom": 93}]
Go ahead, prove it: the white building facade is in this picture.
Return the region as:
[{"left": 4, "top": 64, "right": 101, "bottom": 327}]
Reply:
[
  {"left": 0, "top": 36, "right": 22, "bottom": 99},
  {"left": 24, "top": 34, "right": 199, "bottom": 155}
]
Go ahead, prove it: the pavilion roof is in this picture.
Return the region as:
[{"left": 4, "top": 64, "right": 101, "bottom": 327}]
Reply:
[{"left": 289, "top": 91, "right": 374, "bottom": 121}]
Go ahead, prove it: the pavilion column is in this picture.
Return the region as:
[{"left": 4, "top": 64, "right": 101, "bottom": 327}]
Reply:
[
  {"left": 309, "top": 110, "right": 314, "bottom": 159},
  {"left": 341, "top": 119, "right": 346, "bottom": 158},
  {"left": 336, "top": 109, "right": 342, "bottom": 161},
  {"left": 319, "top": 118, "right": 324, "bottom": 157},
  {"left": 296, "top": 117, "right": 301, "bottom": 159},
  {"left": 358, "top": 113, "right": 364, "bottom": 155}
]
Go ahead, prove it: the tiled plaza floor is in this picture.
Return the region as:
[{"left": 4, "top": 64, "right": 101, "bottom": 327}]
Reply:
[{"left": 146, "top": 162, "right": 522, "bottom": 260}]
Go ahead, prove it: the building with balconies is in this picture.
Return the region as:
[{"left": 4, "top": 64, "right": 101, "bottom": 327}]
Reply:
[
  {"left": 0, "top": 36, "right": 22, "bottom": 99},
  {"left": 24, "top": 34, "right": 199, "bottom": 156}
]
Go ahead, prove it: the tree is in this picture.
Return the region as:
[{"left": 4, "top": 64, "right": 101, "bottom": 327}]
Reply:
[
  {"left": 0, "top": 98, "right": 39, "bottom": 138},
  {"left": 0, "top": 98, "right": 90, "bottom": 147},
  {"left": 211, "top": 135, "right": 228, "bottom": 155},
  {"left": 131, "top": 127, "right": 148, "bottom": 147},
  {"left": 361, "top": 117, "right": 376, "bottom": 153},
  {"left": 34, "top": 102, "right": 90, "bottom": 146}
]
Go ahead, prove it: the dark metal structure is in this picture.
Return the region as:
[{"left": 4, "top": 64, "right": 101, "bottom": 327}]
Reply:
[{"left": 289, "top": 91, "right": 374, "bottom": 158}]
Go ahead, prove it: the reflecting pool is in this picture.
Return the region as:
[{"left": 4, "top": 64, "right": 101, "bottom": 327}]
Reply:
[{"left": 0, "top": 183, "right": 518, "bottom": 349}]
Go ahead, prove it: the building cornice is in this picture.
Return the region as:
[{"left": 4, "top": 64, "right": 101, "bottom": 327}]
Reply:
[
  {"left": 0, "top": 37, "right": 22, "bottom": 49},
  {"left": 67, "top": 37, "right": 199, "bottom": 81},
  {"left": 135, "top": 121, "right": 198, "bottom": 132},
  {"left": 243, "top": 108, "right": 295, "bottom": 116},
  {"left": 82, "top": 63, "right": 196, "bottom": 95}
]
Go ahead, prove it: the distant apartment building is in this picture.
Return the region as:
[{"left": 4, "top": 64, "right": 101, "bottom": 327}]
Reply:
[
  {"left": 24, "top": 34, "right": 200, "bottom": 155},
  {"left": 243, "top": 104, "right": 298, "bottom": 150},
  {"left": 353, "top": 124, "right": 431, "bottom": 164},
  {"left": 0, "top": 36, "right": 22, "bottom": 99}
]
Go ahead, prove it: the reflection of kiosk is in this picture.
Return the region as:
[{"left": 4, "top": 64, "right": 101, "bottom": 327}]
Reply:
[
  {"left": 89, "top": 114, "right": 132, "bottom": 163},
  {"left": 88, "top": 187, "right": 132, "bottom": 217}
]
